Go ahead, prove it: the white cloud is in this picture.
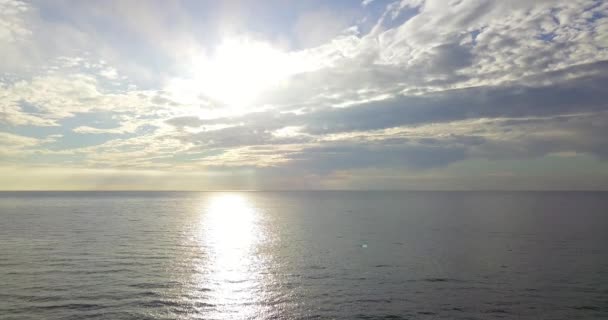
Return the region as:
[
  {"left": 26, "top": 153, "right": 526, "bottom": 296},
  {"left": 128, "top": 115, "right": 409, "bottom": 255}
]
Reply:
[
  {"left": 0, "top": 0, "right": 30, "bottom": 44},
  {"left": 72, "top": 126, "right": 127, "bottom": 134},
  {"left": 0, "top": 131, "right": 39, "bottom": 147},
  {"left": 362, "top": 0, "right": 375, "bottom": 7},
  {"left": 99, "top": 67, "right": 118, "bottom": 79}
]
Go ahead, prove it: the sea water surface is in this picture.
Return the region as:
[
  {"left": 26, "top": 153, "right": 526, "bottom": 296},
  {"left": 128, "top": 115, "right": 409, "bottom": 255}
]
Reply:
[{"left": 1, "top": 191, "right": 607, "bottom": 319}]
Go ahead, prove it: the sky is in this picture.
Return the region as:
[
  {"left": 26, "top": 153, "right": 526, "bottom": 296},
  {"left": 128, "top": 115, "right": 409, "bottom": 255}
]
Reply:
[{"left": 1, "top": 0, "right": 608, "bottom": 190}]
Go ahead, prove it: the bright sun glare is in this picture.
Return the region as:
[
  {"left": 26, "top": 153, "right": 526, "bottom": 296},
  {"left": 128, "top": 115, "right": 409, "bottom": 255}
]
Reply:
[{"left": 170, "top": 37, "right": 315, "bottom": 114}]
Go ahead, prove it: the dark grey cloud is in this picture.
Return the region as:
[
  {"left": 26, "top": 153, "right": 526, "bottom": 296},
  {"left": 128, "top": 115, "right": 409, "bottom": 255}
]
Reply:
[
  {"left": 427, "top": 42, "right": 474, "bottom": 73},
  {"left": 291, "top": 110, "right": 608, "bottom": 173},
  {"left": 176, "top": 60, "right": 608, "bottom": 139},
  {"left": 477, "top": 112, "right": 608, "bottom": 160},
  {"left": 160, "top": 60, "right": 608, "bottom": 174},
  {"left": 301, "top": 61, "right": 608, "bottom": 134},
  {"left": 286, "top": 141, "right": 469, "bottom": 173}
]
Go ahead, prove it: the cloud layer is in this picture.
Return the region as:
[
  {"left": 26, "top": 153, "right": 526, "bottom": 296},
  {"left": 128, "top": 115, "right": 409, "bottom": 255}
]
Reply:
[{"left": 1, "top": 0, "right": 608, "bottom": 190}]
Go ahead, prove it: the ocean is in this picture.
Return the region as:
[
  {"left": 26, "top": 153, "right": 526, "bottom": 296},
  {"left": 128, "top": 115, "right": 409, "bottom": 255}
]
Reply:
[{"left": 1, "top": 191, "right": 607, "bottom": 319}]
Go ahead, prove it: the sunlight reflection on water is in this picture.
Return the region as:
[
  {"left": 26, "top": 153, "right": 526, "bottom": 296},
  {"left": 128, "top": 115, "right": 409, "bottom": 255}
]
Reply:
[{"left": 197, "top": 193, "right": 269, "bottom": 319}]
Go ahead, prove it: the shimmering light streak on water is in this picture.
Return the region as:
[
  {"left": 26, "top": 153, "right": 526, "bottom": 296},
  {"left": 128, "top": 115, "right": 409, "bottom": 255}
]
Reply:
[{"left": 198, "top": 194, "right": 267, "bottom": 319}]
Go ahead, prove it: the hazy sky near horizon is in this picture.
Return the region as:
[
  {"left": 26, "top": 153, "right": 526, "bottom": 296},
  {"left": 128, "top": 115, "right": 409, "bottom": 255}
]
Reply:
[{"left": 1, "top": 0, "right": 608, "bottom": 190}]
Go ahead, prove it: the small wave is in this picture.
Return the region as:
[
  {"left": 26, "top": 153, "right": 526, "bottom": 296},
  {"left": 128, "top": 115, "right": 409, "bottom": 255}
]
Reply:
[
  {"left": 135, "top": 299, "right": 182, "bottom": 308},
  {"left": 354, "top": 314, "right": 407, "bottom": 319},
  {"left": 308, "top": 265, "right": 326, "bottom": 270},
  {"left": 0, "top": 294, "right": 64, "bottom": 303},
  {"left": 225, "top": 278, "right": 249, "bottom": 284},
  {"left": 34, "top": 303, "right": 105, "bottom": 311},
  {"left": 193, "top": 301, "right": 216, "bottom": 308},
  {"left": 128, "top": 282, "right": 178, "bottom": 289},
  {"left": 355, "top": 298, "right": 392, "bottom": 304},
  {"left": 24, "top": 295, "right": 65, "bottom": 303},
  {"left": 134, "top": 291, "right": 161, "bottom": 298},
  {"left": 0, "top": 262, "right": 20, "bottom": 267},
  {"left": 3, "top": 268, "right": 134, "bottom": 276},
  {"left": 572, "top": 305, "right": 600, "bottom": 311},
  {"left": 417, "top": 311, "right": 436, "bottom": 315},
  {"left": 423, "top": 277, "right": 451, "bottom": 282},
  {"left": 483, "top": 308, "right": 509, "bottom": 314}
]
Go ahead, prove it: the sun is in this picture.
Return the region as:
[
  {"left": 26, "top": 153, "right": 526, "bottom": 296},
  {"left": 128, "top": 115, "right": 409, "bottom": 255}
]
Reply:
[
  {"left": 169, "top": 37, "right": 308, "bottom": 115},
  {"left": 199, "top": 38, "right": 289, "bottom": 106},
  {"left": 167, "top": 36, "right": 325, "bottom": 117}
]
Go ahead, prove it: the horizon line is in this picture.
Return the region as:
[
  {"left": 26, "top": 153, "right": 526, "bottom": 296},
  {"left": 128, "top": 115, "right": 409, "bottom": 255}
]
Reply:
[{"left": 1, "top": 189, "right": 608, "bottom": 192}]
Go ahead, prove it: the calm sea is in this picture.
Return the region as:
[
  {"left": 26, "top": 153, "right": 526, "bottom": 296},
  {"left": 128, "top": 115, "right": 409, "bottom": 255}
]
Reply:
[{"left": 1, "top": 191, "right": 607, "bottom": 319}]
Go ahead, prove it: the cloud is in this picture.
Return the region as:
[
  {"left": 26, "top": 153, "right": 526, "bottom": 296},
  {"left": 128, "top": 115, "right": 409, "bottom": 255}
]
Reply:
[
  {"left": 0, "top": 131, "right": 40, "bottom": 148},
  {"left": 286, "top": 141, "right": 469, "bottom": 173},
  {"left": 0, "top": 0, "right": 30, "bottom": 43},
  {"left": 72, "top": 126, "right": 127, "bottom": 134},
  {"left": 144, "top": 60, "right": 608, "bottom": 173},
  {"left": 165, "top": 116, "right": 207, "bottom": 128},
  {"left": 2, "top": 0, "right": 608, "bottom": 189}
]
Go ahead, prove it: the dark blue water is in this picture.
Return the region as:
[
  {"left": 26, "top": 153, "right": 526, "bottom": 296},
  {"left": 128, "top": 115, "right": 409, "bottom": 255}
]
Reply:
[{"left": 1, "top": 191, "right": 607, "bottom": 319}]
